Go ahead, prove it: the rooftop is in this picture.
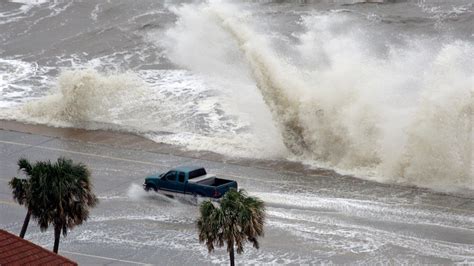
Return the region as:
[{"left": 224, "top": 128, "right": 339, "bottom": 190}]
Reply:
[{"left": 0, "top": 229, "right": 77, "bottom": 266}]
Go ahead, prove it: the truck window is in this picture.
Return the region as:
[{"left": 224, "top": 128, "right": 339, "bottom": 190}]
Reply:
[
  {"left": 189, "top": 168, "right": 207, "bottom": 179},
  {"left": 178, "top": 172, "right": 185, "bottom": 183},
  {"left": 164, "top": 171, "right": 177, "bottom": 181}
]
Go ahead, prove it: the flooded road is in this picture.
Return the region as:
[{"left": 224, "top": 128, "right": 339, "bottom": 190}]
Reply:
[{"left": 1, "top": 127, "right": 473, "bottom": 264}]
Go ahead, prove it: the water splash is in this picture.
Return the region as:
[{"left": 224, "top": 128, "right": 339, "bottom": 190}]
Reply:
[
  {"left": 164, "top": 1, "right": 474, "bottom": 191},
  {"left": 21, "top": 69, "right": 145, "bottom": 125}
]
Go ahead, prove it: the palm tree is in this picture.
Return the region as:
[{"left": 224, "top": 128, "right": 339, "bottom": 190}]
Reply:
[
  {"left": 197, "top": 189, "right": 265, "bottom": 266},
  {"left": 9, "top": 158, "right": 34, "bottom": 238},
  {"left": 28, "top": 157, "right": 98, "bottom": 253}
]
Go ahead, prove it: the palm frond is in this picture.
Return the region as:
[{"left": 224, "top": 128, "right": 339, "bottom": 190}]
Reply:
[
  {"left": 9, "top": 177, "right": 29, "bottom": 206},
  {"left": 196, "top": 188, "right": 266, "bottom": 259},
  {"left": 17, "top": 158, "right": 33, "bottom": 176}
]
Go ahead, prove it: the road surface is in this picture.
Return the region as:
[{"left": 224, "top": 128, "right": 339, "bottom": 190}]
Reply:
[{"left": 1, "top": 127, "right": 473, "bottom": 265}]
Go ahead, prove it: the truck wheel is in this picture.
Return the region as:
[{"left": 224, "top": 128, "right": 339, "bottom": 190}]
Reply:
[{"left": 145, "top": 184, "right": 157, "bottom": 192}]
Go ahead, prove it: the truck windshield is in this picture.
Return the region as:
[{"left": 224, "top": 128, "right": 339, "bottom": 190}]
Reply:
[{"left": 188, "top": 168, "right": 207, "bottom": 179}]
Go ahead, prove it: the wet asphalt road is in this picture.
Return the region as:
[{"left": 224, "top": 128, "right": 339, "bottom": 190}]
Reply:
[{"left": 1, "top": 129, "right": 473, "bottom": 265}]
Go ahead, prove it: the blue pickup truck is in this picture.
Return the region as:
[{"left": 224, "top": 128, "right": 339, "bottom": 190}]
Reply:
[{"left": 143, "top": 166, "right": 237, "bottom": 199}]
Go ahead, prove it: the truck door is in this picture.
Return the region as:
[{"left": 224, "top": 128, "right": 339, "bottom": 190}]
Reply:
[
  {"left": 161, "top": 171, "right": 178, "bottom": 192},
  {"left": 175, "top": 171, "right": 187, "bottom": 193}
]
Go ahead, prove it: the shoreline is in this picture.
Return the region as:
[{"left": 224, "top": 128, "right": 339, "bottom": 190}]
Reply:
[
  {"left": 0, "top": 119, "right": 338, "bottom": 176},
  {"left": 1, "top": 119, "right": 472, "bottom": 199}
]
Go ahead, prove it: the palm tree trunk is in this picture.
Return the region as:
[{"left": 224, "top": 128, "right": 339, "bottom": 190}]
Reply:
[
  {"left": 53, "top": 225, "right": 61, "bottom": 254},
  {"left": 229, "top": 243, "right": 235, "bottom": 266},
  {"left": 19, "top": 209, "right": 31, "bottom": 238}
]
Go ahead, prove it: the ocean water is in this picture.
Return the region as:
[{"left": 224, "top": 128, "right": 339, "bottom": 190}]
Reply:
[{"left": 1, "top": 0, "right": 473, "bottom": 193}]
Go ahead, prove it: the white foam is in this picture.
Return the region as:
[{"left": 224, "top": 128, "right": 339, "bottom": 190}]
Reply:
[
  {"left": 0, "top": 0, "right": 52, "bottom": 25},
  {"left": 0, "top": 59, "right": 52, "bottom": 108},
  {"left": 8, "top": 0, "right": 49, "bottom": 5},
  {"left": 0, "top": 59, "right": 35, "bottom": 90},
  {"left": 18, "top": 69, "right": 145, "bottom": 125},
  {"left": 257, "top": 192, "right": 473, "bottom": 228}
]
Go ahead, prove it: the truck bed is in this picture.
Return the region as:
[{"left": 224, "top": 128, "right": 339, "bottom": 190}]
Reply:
[{"left": 196, "top": 177, "right": 233, "bottom": 187}]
